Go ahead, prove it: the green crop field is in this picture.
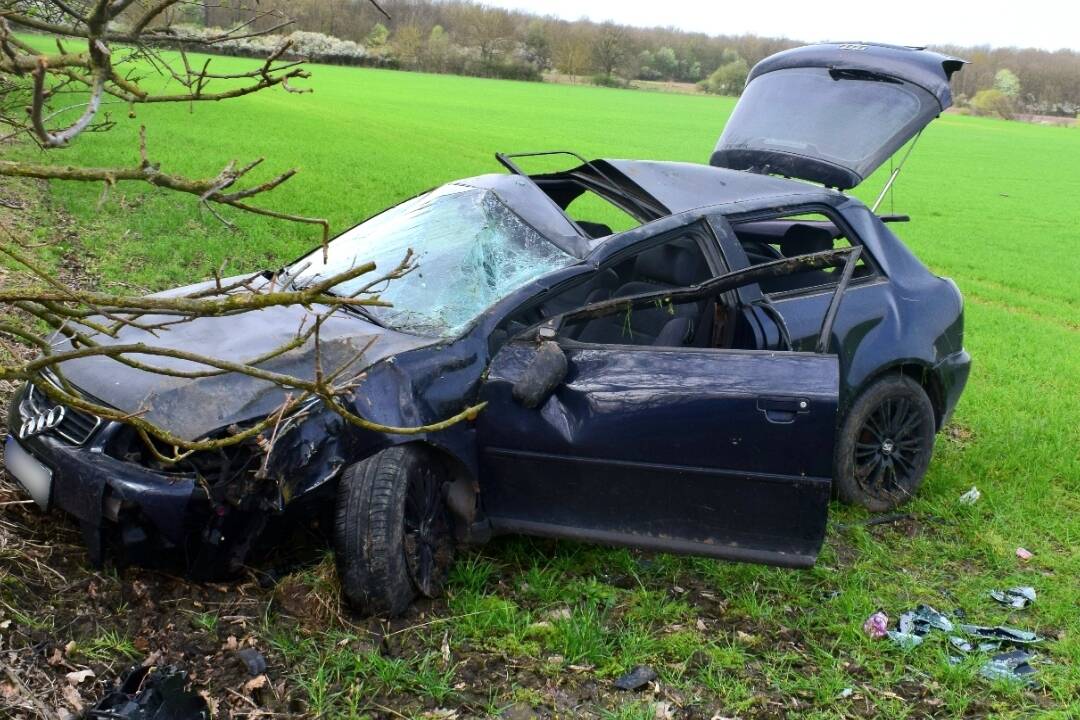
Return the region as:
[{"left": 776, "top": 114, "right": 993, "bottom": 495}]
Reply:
[{"left": 2, "top": 47, "right": 1079, "bottom": 719}]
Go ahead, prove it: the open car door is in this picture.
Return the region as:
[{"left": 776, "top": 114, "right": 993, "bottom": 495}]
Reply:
[
  {"left": 710, "top": 43, "right": 965, "bottom": 189},
  {"left": 476, "top": 249, "right": 861, "bottom": 567}
]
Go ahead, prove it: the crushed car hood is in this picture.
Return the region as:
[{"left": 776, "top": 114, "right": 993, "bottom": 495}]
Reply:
[
  {"left": 53, "top": 278, "right": 433, "bottom": 441},
  {"left": 710, "top": 43, "right": 966, "bottom": 189}
]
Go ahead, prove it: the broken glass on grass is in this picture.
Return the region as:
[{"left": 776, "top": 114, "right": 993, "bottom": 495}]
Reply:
[
  {"left": 887, "top": 604, "right": 953, "bottom": 648},
  {"left": 948, "top": 635, "right": 1002, "bottom": 654},
  {"left": 979, "top": 650, "right": 1038, "bottom": 686},
  {"left": 990, "top": 586, "right": 1036, "bottom": 609},
  {"left": 870, "top": 598, "right": 1047, "bottom": 686},
  {"left": 958, "top": 624, "right": 1041, "bottom": 646},
  {"left": 883, "top": 607, "right": 1041, "bottom": 650}
]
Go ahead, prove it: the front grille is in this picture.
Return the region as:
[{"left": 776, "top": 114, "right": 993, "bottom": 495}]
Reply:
[{"left": 25, "top": 383, "right": 102, "bottom": 446}]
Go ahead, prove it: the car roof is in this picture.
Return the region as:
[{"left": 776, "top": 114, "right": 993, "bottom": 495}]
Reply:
[
  {"left": 456, "top": 159, "right": 842, "bottom": 259},
  {"left": 600, "top": 159, "right": 839, "bottom": 214}
]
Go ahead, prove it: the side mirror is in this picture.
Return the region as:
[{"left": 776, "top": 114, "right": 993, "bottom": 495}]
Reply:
[{"left": 512, "top": 341, "right": 568, "bottom": 409}]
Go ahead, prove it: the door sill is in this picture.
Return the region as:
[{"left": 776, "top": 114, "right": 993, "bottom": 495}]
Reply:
[{"left": 488, "top": 517, "right": 818, "bottom": 568}]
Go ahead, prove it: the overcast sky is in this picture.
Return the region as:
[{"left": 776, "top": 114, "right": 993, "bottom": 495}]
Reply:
[{"left": 481, "top": 0, "right": 1080, "bottom": 52}]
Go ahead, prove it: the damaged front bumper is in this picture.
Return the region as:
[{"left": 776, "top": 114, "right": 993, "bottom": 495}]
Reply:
[{"left": 5, "top": 385, "right": 209, "bottom": 567}]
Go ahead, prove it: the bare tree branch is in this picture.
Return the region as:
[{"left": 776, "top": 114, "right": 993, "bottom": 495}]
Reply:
[{"left": 0, "top": 0, "right": 477, "bottom": 479}]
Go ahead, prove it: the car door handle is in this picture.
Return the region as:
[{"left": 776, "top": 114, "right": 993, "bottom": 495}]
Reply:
[{"left": 756, "top": 397, "right": 810, "bottom": 424}]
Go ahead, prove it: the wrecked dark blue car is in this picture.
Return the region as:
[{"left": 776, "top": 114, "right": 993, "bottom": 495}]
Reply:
[{"left": 6, "top": 43, "right": 970, "bottom": 615}]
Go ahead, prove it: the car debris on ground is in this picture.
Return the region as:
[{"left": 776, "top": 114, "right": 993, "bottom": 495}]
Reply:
[
  {"left": 979, "top": 649, "right": 1038, "bottom": 686},
  {"left": 957, "top": 623, "right": 1042, "bottom": 646},
  {"left": 887, "top": 604, "right": 954, "bottom": 648},
  {"left": 958, "top": 486, "right": 981, "bottom": 505},
  {"left": 84, "top": 665, "right": 209, "bottom": 720},
  {"left": 989, "top": 586, "right": 1036, "bottom": 609},
  {"left": 865, "top": 595, "right": 1048, "bottom": 685},
  {"left": 613, "top": 666, "right": 658, "bottom": 691}
]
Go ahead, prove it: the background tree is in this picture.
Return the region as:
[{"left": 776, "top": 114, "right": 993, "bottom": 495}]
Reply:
[
  {"left": 994, "top": 68, "right": 1021, "bottom": 99},
  {"left": 458, "top": 3, "right": 515, "bottom": 69},
  {"left": 651, "top": 46, "right": 679, "bottom": 82},
  {"left": 194, "top": 1, "right": 1080, "bottom": 114},
  {"left": 552, "top": 22, "right": 590, "bottom": 80},
  {"left": 971, "top": 88, "right": 1015, "bottom": 119},
  {"left": 699, "top": 51, "right": 749, "bottom": 95},
  {"left": 522, "top": 19, "right": 551, "bottom": 71},
  {"left": 365, "top": 21, "right": 390, "bottom": 48},
  {"left": 392, "top": 23, "right": 424, "bottom": 67},
  {"left": 425, "top": 24, "right": 452, "bottom": 72},
  {"left": 591, "top": 23, "right": 631, "bottom": 81}
]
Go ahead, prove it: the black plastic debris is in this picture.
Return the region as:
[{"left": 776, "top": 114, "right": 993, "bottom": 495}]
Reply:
[
  {"left": 85, "top": 665, "right": 209, "bottom": 720},
  {"left": 959, "top": 624, "right": 1042, "bottom": 646},
  {"left": 990, "top": 586, "right": 1036, "bottom": 609},
  {"left": 980, "top": 649, "right": 1038, "bottom": 686},
  {"left": 888, "top": 604, "right": 954, "bottom": 648},
  {"left": 613, "top": 666, "right": 658, "bottom": 691},
  {"left": 236, "top": 648, "right": 267, "bottom": 676}
]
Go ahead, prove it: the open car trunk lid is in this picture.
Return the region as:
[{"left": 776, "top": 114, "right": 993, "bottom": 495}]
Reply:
[{"left": 710, "top": 43, "right": 965, "bottom": 190}]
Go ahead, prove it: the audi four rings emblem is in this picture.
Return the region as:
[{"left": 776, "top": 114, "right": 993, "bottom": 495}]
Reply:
[{"left": 18, "top": 406, "right": 65, "bottom": 439}]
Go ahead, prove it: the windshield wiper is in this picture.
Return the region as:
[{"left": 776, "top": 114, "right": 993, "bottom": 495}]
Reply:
[
  {"left": 829, "top": 68, "right": 901, "bottom": 84},
  {"left": 288, "top": 272, "right": 387, "bottom": 327},
  {"left": 336, "top": 298, "right": 386, "bottom": 327}
]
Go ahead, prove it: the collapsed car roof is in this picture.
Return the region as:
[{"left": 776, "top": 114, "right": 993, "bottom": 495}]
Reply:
[{"left": 497, "top": 154, "right": 838, "bottom": 244}]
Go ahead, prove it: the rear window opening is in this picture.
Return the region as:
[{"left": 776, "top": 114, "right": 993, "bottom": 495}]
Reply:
[
  {"left": 564, "top": 190, "right": 641, "bottom": 237},
  {"left": 497, "top": 153, "right": 651, "bottom": 240},
  {"left": 732, "top": 212, "right": 876, "bottom": 295}
]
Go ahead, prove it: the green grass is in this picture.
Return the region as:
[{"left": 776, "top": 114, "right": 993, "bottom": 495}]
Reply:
[
  {"left": 70, "top": 629, "right": 140, "bottom": 663},
  {"left": 6, "top": 45, "right": 1080, "bottom": 717}
]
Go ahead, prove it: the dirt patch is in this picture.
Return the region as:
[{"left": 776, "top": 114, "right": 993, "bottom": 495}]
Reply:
[
  {"left": 542, "top": 72, "right": 706, "bottom": 96},
  {"left": 1014, "top": 113, "right": 1077, "bottom": 128},
  {"left": 0, "top": 485, "right": 288, "bottom": 717},
  {"left": 943, "top": 421, "right": 976, "bottom": 448}
]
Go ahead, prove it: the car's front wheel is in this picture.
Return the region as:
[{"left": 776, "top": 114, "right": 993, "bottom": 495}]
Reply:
[
  {"left": 334, "top": 445, "right": 455, "bottom": 616},
  {"left": 834, "top": 374, "right": 937, "bottom": 512}
]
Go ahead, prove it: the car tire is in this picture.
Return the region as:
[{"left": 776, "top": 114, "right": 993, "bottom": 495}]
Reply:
[
  {"left": 834, "top": 374, "right": 937, "bottom": 512},
  {"left": 334, "top": 445, "right": 454, "bottom": 616}
]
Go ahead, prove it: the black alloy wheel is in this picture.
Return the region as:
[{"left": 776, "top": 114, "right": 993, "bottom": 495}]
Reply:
[
  {"left": 834, "top": 374, "right": 937, "bottom": 512},
  {"left": 403, "top": 461, "right": 454, "bottom": 598}
]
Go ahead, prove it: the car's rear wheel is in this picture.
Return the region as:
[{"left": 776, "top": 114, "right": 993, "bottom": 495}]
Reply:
[
  {"left": 334, "top": 445, "right": 454, "bottom": 616},
  {"left": 834, "top": 375, "right": 936, "bottom": 512}
]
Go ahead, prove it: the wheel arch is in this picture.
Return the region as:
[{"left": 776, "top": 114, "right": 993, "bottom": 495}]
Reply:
[
  {"left": 388, "top": 440, "right": 480, "bottom": 540},
  {"left": 849, "top": 361, "right": 946, "bottom": 430}
]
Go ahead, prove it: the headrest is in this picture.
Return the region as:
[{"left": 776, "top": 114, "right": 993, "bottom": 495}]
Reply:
[
  {"left": 633, "top": 240, "right": 705, "bottom": 287},
  {"left": 578, "top": 221, "right": 614, "bottom": 239},
  {"left": 780, "top": 223, "right": 835, "bottom": 257},
  {"left": 653, "top": 317, "right": 694, "bottom": 347}
]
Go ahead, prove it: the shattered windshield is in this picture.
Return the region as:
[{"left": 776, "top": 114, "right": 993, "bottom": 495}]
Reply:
[{"left": 292, "top": 184, "right": 575, "bottom": 337}]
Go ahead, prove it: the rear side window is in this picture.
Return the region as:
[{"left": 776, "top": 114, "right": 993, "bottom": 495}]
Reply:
[{"left": 732, "top": 212, "right": 876, "bottom": 295}]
